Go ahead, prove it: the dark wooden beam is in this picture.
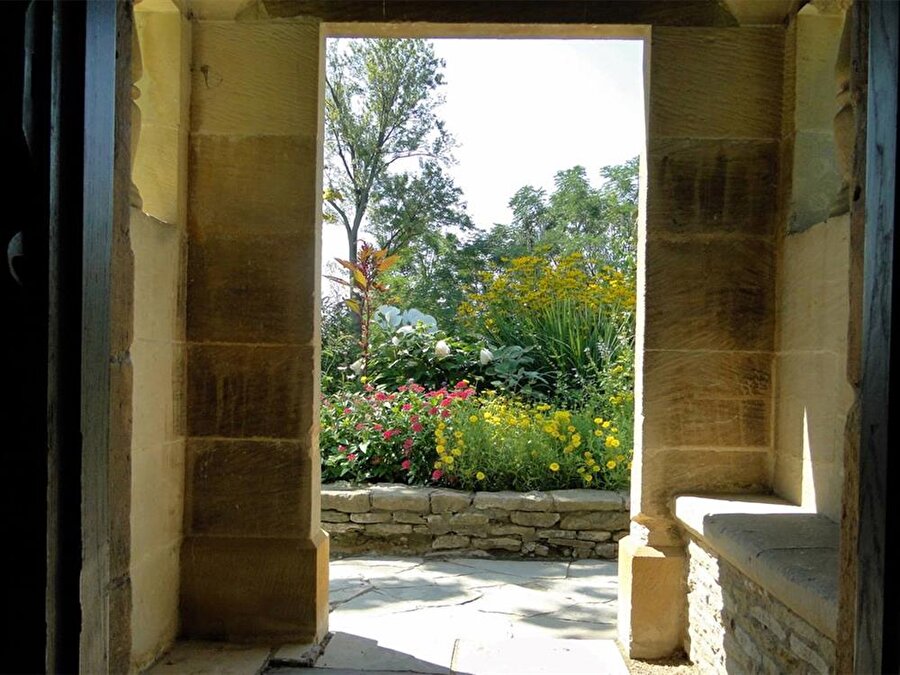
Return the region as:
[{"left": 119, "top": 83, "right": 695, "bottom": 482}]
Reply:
[
  {"left": 856, "top": 0, "right": 898, "bottom": 672},
  {"left": 264, "top": 0, "right": 738, "bottom": 27}
]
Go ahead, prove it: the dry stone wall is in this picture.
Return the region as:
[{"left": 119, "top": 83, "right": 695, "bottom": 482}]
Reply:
[
  {"left": 686, "top": 539, "right": 836, "bottom": 675},
  {"left": 322, "top": 483, "right": 630, "bottom": 559}
]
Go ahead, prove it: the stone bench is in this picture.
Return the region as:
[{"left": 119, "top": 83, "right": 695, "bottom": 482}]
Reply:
[
  {"left": 321, "top": 483, "right": 631, "bottom": 559},
  {"left": 675, "top": 494, "right": 839, "bottom": 674}
]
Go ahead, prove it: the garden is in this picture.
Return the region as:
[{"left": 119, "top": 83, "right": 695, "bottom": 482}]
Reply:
[{"left": 319, "top": 38, "right": 637, "bottom": 496}]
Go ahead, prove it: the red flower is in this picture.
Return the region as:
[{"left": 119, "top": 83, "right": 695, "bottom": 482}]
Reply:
[
  {"left": 401, "top": 460, "right": 411, "bottom": 470},
  {"left": 410, "top": 415, "right": 420, "bottom": 424},
  {"left": 383, "top": 429, "right": 400, "bottom": 440},
  {"left": 338, "top": 445, "right": 347, "bottom": 454},
  {"left": 410, "top": 383, "right": 425, "bottom": 393},
  {"left": 428, "top": 407, "right": 439, "bottom": 416},
  {"left": 401, "top": 403, "right": 412, "bottom": 411},
  {"left": 373, "top": 423, "right": 383, "bottom": 431},
  {"left": 411, "top": 422, "right": 424, "bottom": 433},
  {"left": 431, "top": 469, "right": 443, "bottom": 481},
  {"left": 441, "top": 409, "right": 450, "bottom": 418},
  {"left": 343, "top": 407, "right": 352, "bottom": 414},
  {"left": 355, "top": 423, "right": 365, "bottom": 431},
  {"left": 398, "top": 385, "right": 408, "bottom": 393},
  {"left": 440, "top": 397, "right": 452, "bottom": 407},
  {"left": 347, "top": 453, "right": 357, "bottom": 461},
  {"left": 403, "top": 438, "right": 414, "bottom": 450},
  {"left": 364, "top": 383, "right": 374, "bottom": 392},
  {"left": 455, "top": 380, "right": 468, "bottom": 390}
]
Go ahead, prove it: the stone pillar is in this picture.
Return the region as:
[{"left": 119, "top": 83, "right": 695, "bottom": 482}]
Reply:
[
  {"left": 620, "top": 26, "right": 784, "bottom": 658},
  {"left": 181, "top": 17, "right": 328, "bottom": 643}
]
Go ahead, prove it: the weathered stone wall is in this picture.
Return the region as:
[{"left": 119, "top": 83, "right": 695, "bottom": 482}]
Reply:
[
  {"left": 129, "top": 3, "right": 191, "bottom": 670},
  {"left": 686, "top": 538, "right": 836, "bottom": 674},
  {"left": 322, "top": 484, "right": 630, "bottom": 559},
  {"left": 181, "top": 15, "right": 329, "bottom": 643}
]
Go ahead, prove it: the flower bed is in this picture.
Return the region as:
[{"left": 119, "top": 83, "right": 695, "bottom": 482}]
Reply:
[
  {"left": 320, "top": 382, "right": 632, "bottom": 492},
  {"left": 322, "top": 483, "right": 630, "bottom": 559}
]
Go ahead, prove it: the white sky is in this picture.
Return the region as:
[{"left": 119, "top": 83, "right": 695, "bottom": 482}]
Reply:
[{"left": 321, "top": 38, "right": 645, "bottom": 274}]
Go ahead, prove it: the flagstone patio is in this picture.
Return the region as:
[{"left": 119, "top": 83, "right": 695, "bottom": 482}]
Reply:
[{"left": 149, "top": 555, "right": 629, "bottom": 674}]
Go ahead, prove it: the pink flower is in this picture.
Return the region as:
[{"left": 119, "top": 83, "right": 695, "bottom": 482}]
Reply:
[
  {"left": 431, "top": 469, "right": 443, "bottom": 481},
  {"left": 455, "top": 380, "right": 468, "bottom": 390},
  {"left": 398, "top": 385, "right": 408, "bottom": 393},
  {"left": 403, "top": 438, "right": 414, "bottom": 450},
  {"left": 440, "top": 397, "right": 452, "bottom": 408},
  {"left": 338, "top": 445, "right": 347, "bottom": 454},
  {"left": 410, "top": 415, "right": 420, "bottom": 424},
  {"left": 373, "top": 423, "right": 383, "bottom": 431},
  {"left": 411, "top": 422, "right": 424, "bottom": 433},
  {"left": 383, "top": 429, "right": 400, "bottom": 440},
  {"left": 347, "top": 453, "right": 357, "bottom": 461},
  {"left": 401, "top": 460, "right": 411, "bottom": 470},
  {"left": 410, "top": 384, "right": 425, "bottom": 393},
  {"left": 401, "top": 403, "right": 412, "bottom": 411},
  {"left": 441, "top": 409, "right": 450, "bottom": 418},
  {"left": 364, "top": 384, "right": 374, "bottom": 392},
  {"left": 355, "top": 423, "right": 365, "bottom": 431},
  {"left": 343, "top": 407, "right": 352, "bottom": 414},
  {"left": 428, "top": 407, "right": 439, "bottom": 416}
]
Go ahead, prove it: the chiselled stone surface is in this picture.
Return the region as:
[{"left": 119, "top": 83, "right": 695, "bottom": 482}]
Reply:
[
  {"left": 350, "top": 512, "right": 391, "bottom": 524},
  {"left": 432, "top": 535, "right": 469, "bottom": 550},
  {"left": 471, "top": 537, "right": 522, "bottom": 552}
]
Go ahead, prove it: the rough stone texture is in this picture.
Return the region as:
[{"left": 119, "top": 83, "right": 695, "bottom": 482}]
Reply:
[
  {"left": 686, "top": 539, "right": 836, "bottom": 674},
  {"left": 430, "top": 489, "right": 473, "bottom": 513},
  {"left": 323, "top": 484, "right": 629, "bottom": 560},
  {"left": 321, "top": 489, "right": 370, "bottom": 514},
  {"left": 511, "top": 511, "right": 560, "bottom": 528},
  {"left": 560, "top": 512, "right": 631, "bottom": 531},
  {"left": 370, "top": 484, "right": 432, "bottom": 513}
]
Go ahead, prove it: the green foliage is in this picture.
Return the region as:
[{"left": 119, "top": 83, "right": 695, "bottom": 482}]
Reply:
[{"left": 324, "top": 38, "right": 468, "bottom": 269}]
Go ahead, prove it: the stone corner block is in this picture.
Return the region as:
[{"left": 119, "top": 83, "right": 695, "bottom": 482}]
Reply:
[
  {"left": 321, "top": 487, "right": 370, "bottom": 513},
  {"left": 552, "top": 489, "right": 625, "bottom": 512},
  {"left": 430, "top": 488, "right": 473, "bottom": 513},
  {"left": 370, "top": 484, "right": 432, "bottom": 513}
]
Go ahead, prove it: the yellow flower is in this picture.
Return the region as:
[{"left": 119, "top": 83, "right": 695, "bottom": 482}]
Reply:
[
  {"left": 591, "top": 465, "right": 600, "bottom": 473},
  {"left": 584, "top": 451, "right": 593, "bottom": 460},
  {"left": 434, "top": 461, "right": 443, "bottom": 469},
  {"left": 454, "top": 431, "right": 463, "bottom": 439},
  {"left": 549, "top": 462, "right": 560, "bottom": 472},
  {"left": 593, "top": 418, "right": 603, "bottom": 425},
  {"left": 594, "top": 429, "right": 603, "bottom": 437},
  {"left": 444, "top": 455, "right": 455, "bottom": 465},
  {"left": 605, "top": 436, "right": 620, "bottom": 449},
  {"left": 451, "top": 448, "right": 462, "bottom": 457},
  {"left": 602, "top": 421, "right": 611, "bottom": 429},
  {"left": 571, "top": 434, "right": 582, "bottom": 447},
  {"left": 584, "top": 474, "right": 593, "bottom": 483},
  {"left": 616, "top": 454, "right": 625, "bottom": 462},
  {"left": 476, "top": 471, "right": 486, "bottom": 481},
  {"left": 360, "top": 376, "right": 368, "bottom": 383},
  {"left": 469, "top": 415, "right": 478, "bottom": 423},
  {"left": 606, "top": 460, "right": 617, "bottom": 469},
  {"left": 436, "top": 444, "right": 446, "bottom": 454},
  {"left": 567, "top": 425, "right": 576, "bottom": 433}
]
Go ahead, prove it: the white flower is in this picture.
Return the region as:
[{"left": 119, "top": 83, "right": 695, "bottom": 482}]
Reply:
[
  {"left": 434, "top": 340, "right": 451, "bottom": 359},
  {"left": 479, "top": 348, "right": 494, "bottom": 365},
  {"left": 391, "top": 336, "right": 400, "bottom": 346},
  {"left": 349, "top": 358, "right": 364, "bottom": 375},
  {"left": 396, "top": 325, "right": 414, "bottom": 335}
]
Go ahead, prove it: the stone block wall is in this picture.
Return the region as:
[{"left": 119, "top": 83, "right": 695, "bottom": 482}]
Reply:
[
  {"left": 686, "top": 539, "right": 835, "bottom": 674},
  {"left": 322, "top": 484, "right": 630, "bottom": 559}
]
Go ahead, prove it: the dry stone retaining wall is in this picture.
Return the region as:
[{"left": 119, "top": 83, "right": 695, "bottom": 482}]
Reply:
[
  {"left": 322, "top": 483, "right": 630, "bottom": 559},
  {"left": 686, "top": 539, "right": 836, "bottom": 674}
]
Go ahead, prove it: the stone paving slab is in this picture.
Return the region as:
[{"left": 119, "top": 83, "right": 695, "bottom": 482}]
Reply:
[
  {"left": 146, "top": 641, "right": 270, "bottom": 674},
  {"left": 451, "top": 638, "right": 629, "bottom": 674}
]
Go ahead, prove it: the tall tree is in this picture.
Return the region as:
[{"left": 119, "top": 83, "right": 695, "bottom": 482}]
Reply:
[{"left": 323, "top": 38, "right": 455, "bottom": 266}]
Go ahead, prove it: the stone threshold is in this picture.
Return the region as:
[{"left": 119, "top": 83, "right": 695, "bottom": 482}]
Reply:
[
  {"left": 674, "top": 494, "right": 839, "bottom": 640},
  {"left": 322, "top": 483, "right": 631, "bottom": 560}
]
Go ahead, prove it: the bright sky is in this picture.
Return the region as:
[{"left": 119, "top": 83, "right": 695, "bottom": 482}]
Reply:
[{"left": 321, "top": 38, "right": 645, "bottom": 273}]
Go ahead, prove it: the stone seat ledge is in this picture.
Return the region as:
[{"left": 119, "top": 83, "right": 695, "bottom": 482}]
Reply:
[{"left": 674, "top": 494, "right": 839, "bottom": 641}]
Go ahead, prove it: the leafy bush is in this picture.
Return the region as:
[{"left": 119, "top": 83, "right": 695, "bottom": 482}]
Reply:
[
  {"left": 319, "top": 383, "right": 631, "bottom": 491},
  {"left": 458, "top": 251, "right": 635, "bottom": 407}
]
